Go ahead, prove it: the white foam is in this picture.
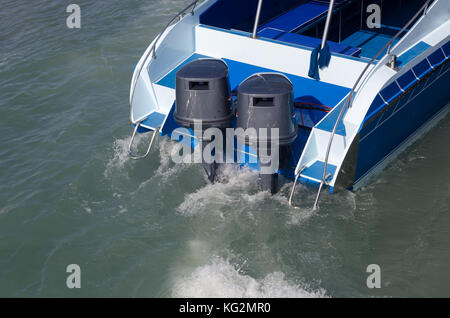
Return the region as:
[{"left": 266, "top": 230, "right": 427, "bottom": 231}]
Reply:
[
  {"left": 177, "top": 165, "right": 264, "bottom": 216},
  {"left": 104, "top": 135, "right": 143, "bottom": 177},
  {"left": 81, "top": 201, "right": 92, "bottom": 214},
  {"left": 154, "top": 137, "right": 192, "bottom": 181},
  {"left": 172, "top": 257, "right": 327, "bottom": 298},
  {"left": 273, "top": 182, "right": 319, "bottom": 225}
]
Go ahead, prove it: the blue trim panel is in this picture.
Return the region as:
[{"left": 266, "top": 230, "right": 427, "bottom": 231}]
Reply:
[
  {"left": 199, "top": 0, "right": 304, "bottom": 32},
  {"left": 258, "top": 1, "right": 328, "bottom": 33},
  {"left": 397, "top": 41, "right": 430, "bottom": 66}
]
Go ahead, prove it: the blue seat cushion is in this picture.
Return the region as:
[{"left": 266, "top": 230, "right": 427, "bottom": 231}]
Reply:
[{"left": 258, "top": 1, "right": 329, "bottom": 33}]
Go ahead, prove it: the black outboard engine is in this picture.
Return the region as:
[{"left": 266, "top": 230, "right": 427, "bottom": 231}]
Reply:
[
  {"left": 174, "top": 59, "right": 233, "bottom": 182},
  {"left": 235, "top": 73, "right": 298, "bottom": 194}
]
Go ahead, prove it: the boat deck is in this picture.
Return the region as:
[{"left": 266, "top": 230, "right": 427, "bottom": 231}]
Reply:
[
  {"left": 156, "top": 53, "right": 350, "bottom": 107},
  {"left": 141, "top": 52, "right": 351, "bottom": 132}
]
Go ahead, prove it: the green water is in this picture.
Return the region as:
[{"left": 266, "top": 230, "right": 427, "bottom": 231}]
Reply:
[{"left": 1, "top": 0, "right": 449, "bottom": 297}]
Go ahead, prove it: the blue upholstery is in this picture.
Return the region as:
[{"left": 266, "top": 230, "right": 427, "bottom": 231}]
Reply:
[
  {"left": 200, "top": 0, "right": 301, "bottom": 32},
  {"left": 255, "top": 0, "right": 362, "bottom": 57},
  {"left": 257, "top": 0, "right": 351, "bottom": 33},
  {"left": 200, "top": 0, "right": 352, "bottom": 33},
  {"left": 258, "top": 1, "right": 329, "bottom": 33}
]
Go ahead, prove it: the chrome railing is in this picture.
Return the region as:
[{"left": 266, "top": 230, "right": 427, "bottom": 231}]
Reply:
[
  {"left": 288, "top": 0, "right": 432, "bottom": 209},
  {"left": 127, "top": 0, "right": 199, "bottom": 160},
  {"left": 252, "top": 0, "right": 264, "bottom": 39},
  {"left": 129, "top": 0, "right": 199, "bottom": 109},
  {"left": 320, "top": 0, "right": 335, "bottom": 49}
]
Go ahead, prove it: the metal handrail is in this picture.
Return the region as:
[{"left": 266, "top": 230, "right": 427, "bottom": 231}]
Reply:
[
  {"left": 129, "top": 0, "right": 199, "bottom": 108},
  {"left": 320, "top": 0, "right": 335, "bottom": 49},
  {"left": 309, "top": 0, "right": 432, "bottom": 210},
  {"left": 252, "top": 0, "right": 264, "bottom": 39},
  {"left": 387, "top": 0, "right": 432, "bottom": 56},
  {"left": 128, "top": 125, "right": 160, "bottom": 160}
]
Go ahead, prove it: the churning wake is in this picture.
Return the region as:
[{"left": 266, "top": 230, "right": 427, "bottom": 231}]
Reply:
[
  {"left": 177, "top": 164, "right": 268, "bottom": 216},
  {"left": 172, "top": 257, "right": 327, "bottom": 298},
  {"left": 104, "top": 135, "right": 140, "bottom": 177}
]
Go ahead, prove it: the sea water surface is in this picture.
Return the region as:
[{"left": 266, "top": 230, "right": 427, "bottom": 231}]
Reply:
[{"left": 0, "top": 0, "right": 449, "bottom": 297}]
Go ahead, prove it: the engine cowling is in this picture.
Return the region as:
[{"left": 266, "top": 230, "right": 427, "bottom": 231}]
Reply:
[
  {"left": 235, "top": 73, "right": 298, "bottom": 193},
  {"left": 174, "top": 59, "right": 233, "bottom": 182}
]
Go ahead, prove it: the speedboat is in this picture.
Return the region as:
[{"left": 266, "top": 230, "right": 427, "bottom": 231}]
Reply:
[{"left": 128, "top": 0, "right": 450, "bottom": 208}]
